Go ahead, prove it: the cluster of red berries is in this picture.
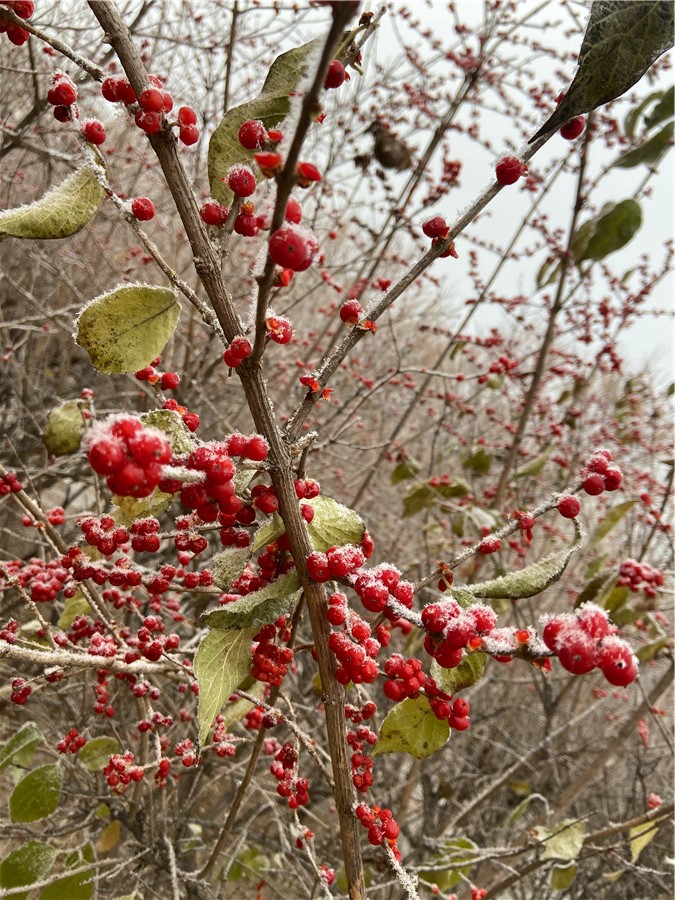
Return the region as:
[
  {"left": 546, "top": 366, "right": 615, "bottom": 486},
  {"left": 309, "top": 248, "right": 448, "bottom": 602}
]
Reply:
[
  {"left": 174, "top": 738, "right": 199, "bottom": 767},
  {"left": 160, "top": 398, "right": 200, "bottom": 433},
  {"left": 252, "top": 623, "right": 294, "bottom": 686},
  {"left": 10, "top": 677, "right": 31, "bottom": 704},
  {"left": 382, "top": 654, "right": 426, "bottom": 702},
  {"left": 155, "top": 757, "right": 172, "bottom": 786},
  {"left": 426, "top": 679, "right": 471, "bottom": 727},
  {"left": 79, "top": 515, "right": 129, "bottom": 555},
  {"left": 0, "top": 470, "right": 22, "bottom": 494},
  {"left": 87, "top": 416, "right": 172, "bottom": 498},
  {"left": 495, "top": 156, "right": 528, "bottom": 186},
  {"left": 56, "top": 728, "right": 87, "bottom": 754},
  {"left": 0, "top": 618, "right": 19, "bottom": 644},
  {"left": 222, "top": 335, "right": 252, "bottom": 368},
  {"left": 542, "top": 602, "right": 638, "bottom": 685},
  {"left": 307, "top": 544, "right": 366, "bottom": 583},
  {"left": 352, "top": 564, "right": 414, "bottom": 620},
  {"left": 102, "top": 72, "right": 199, "bottom": 145},
  {"left": 355, "top": 804, "right": 400, "bottom": 848},
  {"left": 268, "top": 226, "right": 318, "bottom": 272},
  {"left": 237, "top": 118, "right": 282, "bottom": 151},
  {"left": 581, "top": 449, "right": 623, "bottom": 495},
  {"left": 270, "top": 743, "right": 309, "bottom": 809},
  {"left": 617, "top": 559, "right": 664, "bottom": 597},
  {"left": 103, "top": 751, "right": 144, "bottom": 791},
  {"left": 134, "top": 619, "right": 179, "bottom": 662},
  {"left": 348, "top": 726, "right": 377, "bottom": 792},
  {"left": 44, "top": 69, "right": 107, "bottom": 141},
  {"left": 328, "top": 629, "right": 380, "bottom": 685},
  {"left": 0, "top": 0, "right": 34, "bottom": 45},
  {"left": 3, "top": 556, "right": 71, "bottom": 603},
  {"left": 422, "top": 599, "right": 497, "bottom": 669}
]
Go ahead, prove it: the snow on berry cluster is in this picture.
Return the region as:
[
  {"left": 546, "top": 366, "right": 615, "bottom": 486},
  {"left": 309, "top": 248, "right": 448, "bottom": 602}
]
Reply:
[
  {"left": 270, "top": 742, "right": 310, "bottom": 809},
  {"left": 617, "top": 559, "right": 664, "bottom": 597},
  {"left": 422, "top": 598, "right": 496, "bottom": 669},
  {"left": 581, "top": 448, "right": 623, "bottom": 496},
  {"left": 103, "top": 751, "right": 144, "bottom": 792},
  {"left": 86, "top": 415, "right": 172, "bottom": 498},
  {"left": 542, "top": 602, "right": 638, "bottom": 686}
]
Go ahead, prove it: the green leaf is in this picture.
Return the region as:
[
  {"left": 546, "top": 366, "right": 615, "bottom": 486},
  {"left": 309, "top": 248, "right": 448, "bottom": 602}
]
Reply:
[
  {"left": 10, "top": 764, "right": 62, "bottom": 823},
  {"left": 597, "top": 583, "right": 630, "bottom": 613},
  {"left": 42, "top": 399, "right": 86, "bottom": 456},
  {"left": 211, "top": 548, "right": 252, "bottom": 591},
  {"left": 644, "top": 85, "right": 674, "bottom": 129},
  {"left": 515, "top": 448, "right": 552, "bottom": 478},
  {"left": 203, "top": 574, "right": 301, "bottom": 630},
  {"left": 251, "top": 513, "right": 285, "bottom": 554},
  {"left": 509, "top": 792, "right": 547, "bottom": 825},
  {"left": 435, "top": 481, "right": 470, "bottom": 499},
  {"left": 530, "top": 2, "right": 674, "bottom": 141},
  {"left": 623, "top": 90, "right": 663, "bottom": 138},
  {"left": 588, "top": 500, "right": 636, "bottom": 548},
  {"left": 78, "top": 737, "right": 121, "bottom": 772},
  {"left": 0, "top": 723, "right": 43, "bottom": 772},
  {"left": 305, "top": 495, "right": 365, "bottom": 551},
  {"left": 462, "top": 447, "right": 493, "bottom": 476},
  {"left": 40, "top": 846, "right": 94, "bottom": 900},
  {"left": 571, "top": 214, "right": 600, "bottom": 262},
  {"left": 402, "top": 484, "right": 436, "bottom": 517},
  {"left": 612, "top": 121, "right": 674, "bottom": 168},
  {"left": 536, "top": 258, "right": 561, "bottom": 289},
  {"left": 418, "top": 838, "right": 478, "bottom": 891},
  {"left": 534, "top": 818, "right": 586, "bottom": 862},
  {"left": 194, "top": 626, "right": 257, "bottom": 745},
  {"left": 112, "top": 488, "right": 175, "bottom": 526},
  {"left": 466, "top": 523, "right": 582, "bottom": 600},
  {"left": 0, "top": 841, "right": 58, "bottom": 900},
  {"left": 629, "top": 820, "right": 661, "bottom": 863},
  {"left": 208, "top": 40, "right": 320, "bottom": 203},
  {"left": 216, "top": 681, "right": 265, "bottom": 731},
  {"left": 58, "top": 592, "right": 92, "bottom": 631},
  {"left": 431, "top": 653, "right": 487, "bottom": 694},
  {"left": 226, "top": 846, "right": 272, "bottom": 882},
  {"left": 551, "top": 862, "right": 578, "bottom": 891},
  {"left": 577, "top": 199, "right": 642, "bottom": 263},
  {"left": 0, "top": 162, "right": 104, "bottom": 240},
  {"left": 75, "top": 284, "right": 180, "bottom": 374},
  {"left": 391, "top": 458, "right": 420, "bottom": 484},
  {"left": 574, "top": 573, "right": 612, "bottom": 607},
  {"left": 141, "top": 409, "right": 197, "bottom": 456},
  {"left": 636, "top": 636, "right": 670, "bottom": 662},
  {"left": 373, "top": 696, "right": 450, "bottom": 759}
]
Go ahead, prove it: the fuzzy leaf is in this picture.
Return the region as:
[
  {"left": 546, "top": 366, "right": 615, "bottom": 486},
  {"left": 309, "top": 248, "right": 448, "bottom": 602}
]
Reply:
[
  {"left": 40, "top": 846, "right": 94, "bottom": 900},
  {"left": 402, "top": 484, "right": 436, "bottom": 517},
  {"left": 0, "top": 163, "right": 104, "bottom": 240},
  {"left": 515, "top": 448, "right": 552, "bottom": 478},
  {"left": 10, "top": 764, "right": 62, "bottom": 823},
  {"left": 612, "top": 122, "right": 674, "bottom": 168},
  {"left": 534, "top": 819, "right": 586, "bottom": 862},
  {"left": 208, "top": 40, "right": 320, "bottom": 203},
  {"left": 42, "top": 399, "right": 86, "bottom": 456},
  {"left": 78, "top": 737, "right": 121, "bottom": 772},
  {"left": 431, "top": 653, "right": 487, "bottom": 694},
  {"left": 141, "top": 409, "right": 197, "bottom": 455},
  {"left": 588, "top": 500, "right": 636, "bottom": 548},
  {"left": 577, "top": 200, "right": 642, "bottom": 262},
  {"left": 551, "top": 862, "right": 578, "bottom": 891},
  {"left": 466, "top": 523, "right": 582, "bottom": 600},
  {"left": 623, "top": 90, "right": 663, "bottom": 138},
  {"left": 75, "top": 284, "right": 180, "bottom": 374},
  {"left": 530, "top": 2, "right": 674, "bottom": 141},
  {"left": 373, "top": 696, "right": 450, "bottom": 759},
  {"left": 211, "top": 548, "right": 252, "bottom": 591},
  {"left": 194, "top": 626, "right": 257, "bottom": 745},
  {"left": 204, "top": 575, "right": 301, "bottom": 631},
  {"left": 305, "top": 495, "right": 365, "bottom": 552},
  {"left": 644, "top": 85, "right": 674, "bottom": 129},
  {"left": 95, "top": 821, "right": 120, "bottom": 854},
  {"left": 112, "top": 489, "right": 175, "bottom": 526},
  {"left": 575, "top": 573, "right": 613, "bottom": 607},
  {"left": 636, "top": 636, "right": 670, "bottom": 662},
  {"left": 0, "top": 842, "right": 57, "bottom": 900},
  {"left": 0, "top": 723, "right": 43, "bottom": 772},
  {"left": 418, "top": 838, "right": 478, "bottom": 891},
  {"left": 251, "top": 513, "right": 285, "bottom": 553},
  {"left": 462, "top": 447, "right": 493, "bottom": 476}
]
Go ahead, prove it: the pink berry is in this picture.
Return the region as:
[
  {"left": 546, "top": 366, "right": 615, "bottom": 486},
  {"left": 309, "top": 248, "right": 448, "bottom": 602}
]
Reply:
[
  {"left": 131, "top": 197, "right": 155, "bottom": 221},
  {"left": 495, "top": 156, "right": 525, "bottom": 185},
  {"left": 238, "top": 119, "right": 266, "bottom": 150},
  {"left": 557, "top": 495, "right": 580, "bottom": 518},
  {"left": 268, "top": 226, "right": 314, "bottom": 272},
  {"left": 560, "top": 116, "right": 585, "bottom": 140},
  {"left": 324, "top": 59, "right": 346, "bottom": 90}
]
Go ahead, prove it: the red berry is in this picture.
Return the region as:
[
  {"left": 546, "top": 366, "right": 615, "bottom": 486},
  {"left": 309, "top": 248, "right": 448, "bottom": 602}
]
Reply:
[
  {"left": 234, "top": 213, "right": 259, "bottom": 236},
  {"left": 478, "top": 537, "right": 501, "bottom": 555},
  {"left": 339, "top": 299, "right": 363, "bottom": 325},
  {"left": 598, "top": 638, "right": 638, "bottom": 686},
  {"left": 200, "top": 200, "right": 228, "bottom": 226},
  {"left": 284, "top": 197, "right": 303, "bottom": 224},
  {"left": 160, "top": 372, "right": 180, "bottom": 390},
  {"left": 238, "top": 119, "right": 267, "bottom": 150},
  {"left": 244, "top": 435, "right": 269, "bottom": 461},
  {"left": 556, "top": 629, "right": 597, "bottom": 675},
  {"left": 53, "top": 105, "right": 72, "bottom": 123},
  {"left": 324, "top": 59, "right": 346, "bottom": 89},
  {"left": 268, "top": 226, "right": 314, "bottom": 272},
  {"left": 88, "top": 438, "right": 127, "bottom": 476},
  {"left": 135, "top": 110, "right": 162, "bottom": 134},
  {"left": 228, "top": 165, "right": 257, "bottom": 198},
  {"left": 603, "top": 467, "right": 623, "bottom": 491},
  {"left": 557, "top": 495, "right": 580, "bottom": 518},
  {"left": 47, "top": 77, "right": 77, "bottom": 107},
  {"left": 422, "top": 216, "right": 449, "bottom": 238},
  {"left": 295, "top": 161, "right": 322, "bottom": 187},
  {"left": 583, "top": 473, "right": 605, "bottom": 496},
  {"left": 131, "top": 197, "right": 155, "bottom": 221},
  {"left": 178, "top": 106, "right": 197, "bottom": 126},
  {"left": 139, "top": 87, "right": 164, "bottom": 112},
  {"left": 266, "top": 315, "right": 293, "bottom": 344},
  {"left": 82, "top": 119, "right": 106, "bottom": 145},
  {"left": 560, "top": 116, "right": 585, "bottom": 140},
  {"left": 101, "top": 76, "right": 121, "bottom": 102},
  {"left": 495, "top": 156, "right": 526, "bottom": 185},
  {"left": 179, "top": 124, "right": 199, "bottom": 145}
]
